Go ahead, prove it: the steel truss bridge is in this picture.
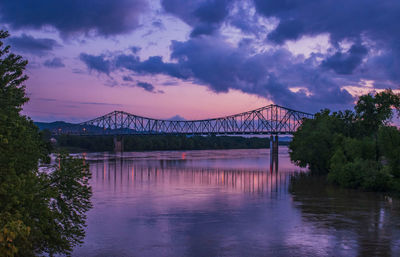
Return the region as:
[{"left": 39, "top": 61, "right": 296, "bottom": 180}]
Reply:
[{"left": 55, "top": 104, "right": 313, "bottom": 136}]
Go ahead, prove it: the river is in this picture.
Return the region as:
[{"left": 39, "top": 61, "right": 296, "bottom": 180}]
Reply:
[{"left": 71, "top": 147, "right": 400, "bottom": 257}]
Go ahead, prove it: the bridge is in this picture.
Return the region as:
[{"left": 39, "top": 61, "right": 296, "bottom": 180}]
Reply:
[
  {"left": 54, "top": 104, "right": 313, "bottom": 167},
  {"left": 52, "top": 105, "right": 314, "bottom": 169},
  {"left": 55, "top": 104, "right": 313, "bottom": 136}
]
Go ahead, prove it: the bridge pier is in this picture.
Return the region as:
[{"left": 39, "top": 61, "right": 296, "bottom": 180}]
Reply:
[
  {"left": 113, "top": 135, "right": 124, "bottom": 152},
  {"left": 270, "top": 135, "right": 279, "bottom": 172}
]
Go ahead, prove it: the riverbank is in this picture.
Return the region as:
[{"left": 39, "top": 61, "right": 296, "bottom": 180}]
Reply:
[{"left": 53, "top": 134, "right": 290, "bottom": 153}]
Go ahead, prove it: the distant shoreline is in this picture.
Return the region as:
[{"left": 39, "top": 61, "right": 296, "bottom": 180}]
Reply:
[{"left": 51, "top": 134, "right": 290, "bottom": 153}]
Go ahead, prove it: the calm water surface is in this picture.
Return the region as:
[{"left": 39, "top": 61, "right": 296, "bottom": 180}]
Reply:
[{"left": 72, "top": 148, "right": 400, "bottom": 257}]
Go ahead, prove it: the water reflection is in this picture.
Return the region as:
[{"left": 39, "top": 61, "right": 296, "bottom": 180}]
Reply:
[
  {"left": 72, "top": 148, "right": 400, "bottom": 257},
  {"left": 290, "top": 174, "right": 400, "bottom": 257},
  {"left": 91, "top": 160, "right": 290, "bottom": 195}
]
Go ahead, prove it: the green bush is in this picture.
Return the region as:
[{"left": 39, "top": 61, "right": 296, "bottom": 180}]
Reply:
[{"left": 291, "top": 89, "right": 400, "bottom": 192}]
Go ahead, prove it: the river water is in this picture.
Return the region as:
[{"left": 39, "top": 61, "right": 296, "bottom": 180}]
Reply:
[{"left": 72, "top": 147, "right": 400, "bottom": 257}]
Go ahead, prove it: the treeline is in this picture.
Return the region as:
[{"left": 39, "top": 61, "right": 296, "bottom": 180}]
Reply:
[
  {"left": 55, "top": 134, "right": 275, "bottom": 152},
  {"left": 289, "top": 89, "right": 400, "bottom": 192}
]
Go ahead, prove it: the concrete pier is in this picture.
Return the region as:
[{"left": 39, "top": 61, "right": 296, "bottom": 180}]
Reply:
[
  {"left": 113, "top": 135, "right": 124, "bottom": 152},
  {"left": 270, "top": 135, "right": 279, "bottom": 172}
]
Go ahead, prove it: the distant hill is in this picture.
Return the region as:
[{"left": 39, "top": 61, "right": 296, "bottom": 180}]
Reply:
[{"left": 34, "top": 121, "right": 76, "bottom": 131}]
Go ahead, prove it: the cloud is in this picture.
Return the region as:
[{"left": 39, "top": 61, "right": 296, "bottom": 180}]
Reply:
[
  {"left": 43, "top": 57, "right": 65, "bottom": 68},
  {"left": 115, "top": 55, "right": 188, "bottom": 79},
  {"left": 227, "top": 2, "right": 269, "bottom": 38},
  {"left": 130, "top": 46, "right": 141, "bottom": 54},
  {"left": 35, "top": 97, "right": 124, "bottom": 107},
  {"left": 267, "top": 19, "right": 304, "bottom": 44},
  {"left": 77, "top": 101, "right": 123, "bottom": 107},
  {"left": 122, "top": 75, "right": 133, "bottom": 82},
  {"left": 124, "top": 79, "right": 163, "bottom": 93},
  {"left": 161, "top": 0, "right": 233, "bottom": 37},
  {"left": 162, "top": 81, "right": 179, "bottom": 86},
  {"left": 237, "top": 1, "right": 400, "bottom": 84},
  {"left": 7, "top": 34, "right": 60, "bottom": 56},
  {"left": 79, "top": 36, "right": 354, "bottom": 112},
  {"left": 79, "top": 53, "right": 112, "bottom": 74},
  {"left": 253, "top": 0, "right": 400, "bottom": 45},
  {"left": 168, "top": 37, "right": 353, "bottom": 112},
  {"left": 80, "top": 52, "right": 187, "bottom": 79},
  {"left": 151, "top": 19, "right": 165, "bottom": 29},
  {"left": 75, "top": 0, "right": 400, "bottom": 113},
  {"left": 321, "top": 44, "right": 368, "bottom": 75},
  {"left": 0, "top": 0, "right": 148, "bottom": 37},
  {"left": 100, "top": 73, "right": 162, "bottom": 93},
  {"left": 157, "top": 0, "right": 400, "bottom": 107},
  {"left": 136, "top": 81, "right": 156, "bottom": 92}
]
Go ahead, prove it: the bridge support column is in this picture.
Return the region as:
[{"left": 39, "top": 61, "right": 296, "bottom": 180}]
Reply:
[
  {"left": 270, "top": 135, "right": 273, "bottom": 171},
  {"left": 113, "top": 135, "right": 124, "bottom": 152},
  {"left": 270, "top": 135, "right": 279, "bottom": 172}
]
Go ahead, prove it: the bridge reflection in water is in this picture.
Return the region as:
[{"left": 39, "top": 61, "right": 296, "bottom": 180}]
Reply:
[{"left": 91, "top": 159, "right": 294, "bottom": 195}]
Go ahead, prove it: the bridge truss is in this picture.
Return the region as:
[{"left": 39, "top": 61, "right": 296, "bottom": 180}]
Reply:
[{"left": 55, "top": 104, "right": 313, "bottom": 135}]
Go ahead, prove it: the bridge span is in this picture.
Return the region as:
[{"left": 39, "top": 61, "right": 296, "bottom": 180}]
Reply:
[
  {"left": 54, "top": 104, "right": 313, "bottom": 136},
  {"left": 54, "top": 104, "right": 313, "bottom": 166}
]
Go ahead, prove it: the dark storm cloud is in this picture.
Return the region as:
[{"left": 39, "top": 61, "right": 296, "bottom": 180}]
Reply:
[
  {"left": 253, "top": 0, "right": 400, "bottom": 44},
  {"left": 322, "top": 44, "right": 368, "bottom": 75},
  {"left": 154, "top": 0, "right": 400, "bottom": 108},
  {"left": 227, "top": 4, "right": 267, "bottom": 38},
  {"left": 75, "top": 0, "right": 400, "bottom": 112},
  {"left": 161, "top": 0, "right": 233, "bottom": 37},
  {"left": 43, "top": 57, "right": 65, "bottom": 68},
  {"left": 80, "top": 36, "right": 354, "bottom": 112},
  {"left": 115, "top": 55, "right": 188, "bottom": 79},
  {"left": 250, "top": 0, "right": 400, "bottom": 82},
  {"left": 7, "top": 34, "right": 60, "bottom": 56},
  {"left": 363, "top": 49, "right": 400, "bottom": 86},
  {"left": 168, "top": 37, "right": 353, "bottom": 112},
  {"left": 267, "top": 19, "right": 304, "bottom": 44},
  {"left": 79, "top": 53, "right": 112, "bottom": 74},
  {"left": 0, "top": 0, "right": 147, "bottom": 37}
]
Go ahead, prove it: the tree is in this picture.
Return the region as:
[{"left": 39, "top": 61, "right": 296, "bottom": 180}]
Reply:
[
  {"left": 355, "top": 89, "right": 400, "bottom": 136},
  {"left": 290, "top": 89, "right": 400, "bottom": 192},
  {"left": 289, "top": 109, "right": 354, "bottom": 173},
  {"left": 0, "top": 30, "right": 92, "bottom": 256}
]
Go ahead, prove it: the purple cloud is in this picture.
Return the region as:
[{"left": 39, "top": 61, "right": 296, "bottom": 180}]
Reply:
[
  {"left": 0, "top": 0, "right": 148, "bottom": 37},
  {"left": 7, "top": 34, "right": 60, "bottom": 56},
  {"left": 43, "top": 57, "right": 65, "bottom": 68}
]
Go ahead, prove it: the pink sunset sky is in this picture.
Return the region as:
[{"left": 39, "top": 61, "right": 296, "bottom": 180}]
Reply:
[{"left": 1, "top": 0, "right": 399, "bottom": 123}]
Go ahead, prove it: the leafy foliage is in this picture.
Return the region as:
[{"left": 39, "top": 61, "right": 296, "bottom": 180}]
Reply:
[
  {"left": 289, "top": 109, "right": 356, "bottom": 173},
  {"left": 290, "top": 89, "right": 400, "bottom": 192},
  {"left": 0, "top": 31, "right": 92, "bottom": 256}
]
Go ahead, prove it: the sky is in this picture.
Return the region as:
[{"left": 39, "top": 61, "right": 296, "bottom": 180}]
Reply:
[{"left": 1, "top": 0, "right": 399, "bottom": 123}]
